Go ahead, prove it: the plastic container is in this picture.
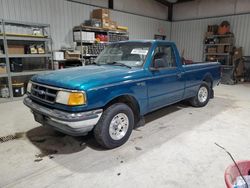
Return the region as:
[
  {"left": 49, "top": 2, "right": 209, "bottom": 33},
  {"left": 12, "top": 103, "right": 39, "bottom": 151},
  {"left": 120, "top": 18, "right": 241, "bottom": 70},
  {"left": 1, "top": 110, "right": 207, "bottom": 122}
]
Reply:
[
  {"left": 12, "top": 83, "right": 25, "bottom": 97},
  {"left": 225, "top": 160, "right": 250, "bottom": 188}
]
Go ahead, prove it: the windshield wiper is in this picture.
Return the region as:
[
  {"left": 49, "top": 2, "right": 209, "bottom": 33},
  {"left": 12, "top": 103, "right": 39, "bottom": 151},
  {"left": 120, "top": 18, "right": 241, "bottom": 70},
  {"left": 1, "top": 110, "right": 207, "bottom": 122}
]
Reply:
[{"left": 107, "top": 61, "right": 132, "bottom": 69}]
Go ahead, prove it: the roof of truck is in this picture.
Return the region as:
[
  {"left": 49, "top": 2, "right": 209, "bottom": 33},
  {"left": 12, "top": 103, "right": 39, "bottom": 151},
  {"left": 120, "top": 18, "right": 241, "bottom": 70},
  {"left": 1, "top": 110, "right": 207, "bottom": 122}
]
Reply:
[{"left": 110, "top": 40, "right": 175, "bottom": 45}]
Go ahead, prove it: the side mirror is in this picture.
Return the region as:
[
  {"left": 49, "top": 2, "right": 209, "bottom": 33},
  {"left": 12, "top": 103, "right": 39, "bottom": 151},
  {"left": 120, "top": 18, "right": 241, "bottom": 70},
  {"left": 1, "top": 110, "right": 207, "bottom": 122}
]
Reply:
[{"left": 151, "top": 58, "right": 165, "bottom": 70}]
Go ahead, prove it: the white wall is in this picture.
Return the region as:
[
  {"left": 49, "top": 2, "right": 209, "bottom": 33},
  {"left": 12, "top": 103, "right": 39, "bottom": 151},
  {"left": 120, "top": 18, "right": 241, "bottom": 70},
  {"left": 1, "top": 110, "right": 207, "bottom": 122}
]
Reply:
[
  {"left": 114, "top": 0, "right": 168, "bottom": 20},
  {"left": 173, "top": 0, "right": 250, "bottom": 21},
  {"left": 171, "top": 14, "right": 250, "bottom": 61},
  {"left": 72, "top": 0, "right": 108, "bottom": 7},
  {"left": 0, "top": 0, "right": 171, "bottom": 50},
  {"left": 72, "top": 0, "right": 169, "bottom": 20}
]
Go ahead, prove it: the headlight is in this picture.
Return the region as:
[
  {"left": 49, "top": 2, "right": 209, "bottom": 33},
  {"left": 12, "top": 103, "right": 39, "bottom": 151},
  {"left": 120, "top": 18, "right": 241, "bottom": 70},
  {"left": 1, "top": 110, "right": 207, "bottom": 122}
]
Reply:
[
  {"left": 27, "top": 81, "right": 32, "bottom": 93},
  {"left": 56, "top": 91, "right": 86, "bottom": 106}
]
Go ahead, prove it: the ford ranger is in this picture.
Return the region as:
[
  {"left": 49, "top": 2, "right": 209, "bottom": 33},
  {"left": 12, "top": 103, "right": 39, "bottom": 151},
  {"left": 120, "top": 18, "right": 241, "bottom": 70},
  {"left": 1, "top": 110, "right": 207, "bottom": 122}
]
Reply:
[{"left": 24, "top": 40, "right": 221, "bottom": 149}]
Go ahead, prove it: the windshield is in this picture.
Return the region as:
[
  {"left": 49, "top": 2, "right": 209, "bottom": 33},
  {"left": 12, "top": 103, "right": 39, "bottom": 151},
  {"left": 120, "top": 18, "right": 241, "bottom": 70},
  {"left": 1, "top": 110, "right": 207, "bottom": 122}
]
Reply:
[{"left": 95, "top": 42, "right": 152, "bottom": 67}]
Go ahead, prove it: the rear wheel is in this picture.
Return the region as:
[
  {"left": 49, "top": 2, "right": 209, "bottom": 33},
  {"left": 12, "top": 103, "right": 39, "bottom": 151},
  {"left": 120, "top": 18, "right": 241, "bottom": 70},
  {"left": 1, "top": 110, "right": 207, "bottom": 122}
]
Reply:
[
  {"left": 94, "top": 103, "right": 134, "bottom": 149},
  {"left": 190, "top": 82, "right": 210, "bottom": 107}
]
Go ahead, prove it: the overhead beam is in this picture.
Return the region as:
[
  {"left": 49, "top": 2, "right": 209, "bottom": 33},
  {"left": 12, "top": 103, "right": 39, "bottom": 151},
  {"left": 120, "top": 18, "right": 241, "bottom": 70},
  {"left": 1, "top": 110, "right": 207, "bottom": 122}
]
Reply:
[
  {"left": 155, "top": 0, "right": 194, "bottom": 6},
  {"left": 155, "top": 0, "right": 172, "bottom": 7},
  {"left": 108, "top": 0, "right": 113, "bottom": 9},
  {"left": 168, "top": 3, "right": 173, "bottom": 21}
]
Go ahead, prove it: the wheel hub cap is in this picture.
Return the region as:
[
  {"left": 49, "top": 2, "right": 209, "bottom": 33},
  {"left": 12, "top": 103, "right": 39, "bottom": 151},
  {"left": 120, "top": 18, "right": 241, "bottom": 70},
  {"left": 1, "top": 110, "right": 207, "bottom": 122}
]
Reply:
[
  {"left": 109, "top": 113, "right": 129, "bottom": 140},
  {"left": 198, "top": 86, "right": 208, "bottom": 103}
]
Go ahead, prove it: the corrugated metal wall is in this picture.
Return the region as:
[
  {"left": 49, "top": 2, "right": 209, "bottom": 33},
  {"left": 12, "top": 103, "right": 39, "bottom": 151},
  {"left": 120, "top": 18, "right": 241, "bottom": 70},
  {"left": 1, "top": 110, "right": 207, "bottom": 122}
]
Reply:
[
  {"left": 171, "top": 14, "right": 250, "bottom": 61},
  {"left": 111, "top": 10, "right": 170, "bottom": 40},
  {"left": 0, "top": 0, "right": 171, "bottom": 50}
]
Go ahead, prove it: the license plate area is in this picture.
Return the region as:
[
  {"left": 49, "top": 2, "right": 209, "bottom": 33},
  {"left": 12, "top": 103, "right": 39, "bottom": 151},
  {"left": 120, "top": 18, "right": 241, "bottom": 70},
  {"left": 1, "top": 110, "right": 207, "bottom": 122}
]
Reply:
[{"left": 33, "top": 112, "right": 45, "bottom": 124}]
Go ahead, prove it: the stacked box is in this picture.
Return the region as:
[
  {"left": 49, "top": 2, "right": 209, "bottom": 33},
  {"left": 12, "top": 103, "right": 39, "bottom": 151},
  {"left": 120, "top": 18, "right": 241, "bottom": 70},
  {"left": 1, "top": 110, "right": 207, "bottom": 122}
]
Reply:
[
  {"left": 8, "top": 45, "right": 25, "bottom": 54},
  {"left": 109, "top": 21, "right": 117, "bottom": 30},
  {"left": 220, "top": 37, "right": 234, "bottom": 44},
  {"left": 217, "top": 45, "right": 225, "bottom": 53},
  {"left": 92, "top": 9, "right": 111, "bottom": 29},
  {"left": 92, "top": 9, "right": 110, "bottom": 20},
  {"left": 207, "top": 47, "right": 217, "bottom": 53},
  {"left": 102, "top": 18, "right": 110, "bottom": 29},
  {"left": 64, "top": 51, "right": 80, "bottom": 60},
  {"left": 0, "top": 63, "right": 6, "bottom": 74}
]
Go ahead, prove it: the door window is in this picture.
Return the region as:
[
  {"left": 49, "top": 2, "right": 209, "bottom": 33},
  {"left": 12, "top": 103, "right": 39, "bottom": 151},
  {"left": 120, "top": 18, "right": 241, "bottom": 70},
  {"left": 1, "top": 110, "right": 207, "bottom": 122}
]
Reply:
[{"left": 152, "top": 46, "right": 176, "bottom": 69}]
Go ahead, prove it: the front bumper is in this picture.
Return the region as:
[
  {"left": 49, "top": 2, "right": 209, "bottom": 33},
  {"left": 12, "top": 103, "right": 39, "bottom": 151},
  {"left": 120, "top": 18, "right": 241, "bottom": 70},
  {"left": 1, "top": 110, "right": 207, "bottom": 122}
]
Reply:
[{"left": 23, "top": 97, "right": 103, "bottom": 136}]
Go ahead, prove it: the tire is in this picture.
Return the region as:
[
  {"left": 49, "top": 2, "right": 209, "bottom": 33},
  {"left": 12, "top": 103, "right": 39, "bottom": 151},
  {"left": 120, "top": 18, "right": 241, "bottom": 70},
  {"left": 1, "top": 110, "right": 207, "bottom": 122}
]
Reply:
[
  {"left": 190, "top": 82, "right": 210, "bottom": 107},
  {"left": 94, "top": 103, "right": 134, "bottom": 149}
]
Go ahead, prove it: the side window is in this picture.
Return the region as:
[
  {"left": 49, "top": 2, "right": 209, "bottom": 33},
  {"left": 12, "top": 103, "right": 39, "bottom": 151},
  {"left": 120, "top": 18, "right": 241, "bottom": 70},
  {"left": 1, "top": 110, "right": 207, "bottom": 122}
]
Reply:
[{"left": 152, "top": 45, "right": 176, "bottom": 68}]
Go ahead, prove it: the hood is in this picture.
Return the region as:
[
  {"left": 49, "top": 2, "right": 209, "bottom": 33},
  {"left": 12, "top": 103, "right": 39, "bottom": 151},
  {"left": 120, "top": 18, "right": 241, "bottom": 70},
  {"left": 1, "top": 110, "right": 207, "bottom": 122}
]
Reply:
[{"left": 31, "top": 65, "right": 143, "bottom": 90}]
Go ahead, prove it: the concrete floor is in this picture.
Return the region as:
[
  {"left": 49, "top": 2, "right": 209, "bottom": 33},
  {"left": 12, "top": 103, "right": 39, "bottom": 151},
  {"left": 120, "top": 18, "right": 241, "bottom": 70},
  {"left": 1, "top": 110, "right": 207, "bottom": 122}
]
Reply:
[{"left": 0, "top": 84, "right": 250, "bottom": 188}]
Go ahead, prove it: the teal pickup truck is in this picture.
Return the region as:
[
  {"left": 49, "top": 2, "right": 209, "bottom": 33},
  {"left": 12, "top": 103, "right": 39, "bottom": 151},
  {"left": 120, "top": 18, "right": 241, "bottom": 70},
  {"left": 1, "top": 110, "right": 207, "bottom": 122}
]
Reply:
[{"left": 24, "top": 40, "right": 220, "bottom": 148}]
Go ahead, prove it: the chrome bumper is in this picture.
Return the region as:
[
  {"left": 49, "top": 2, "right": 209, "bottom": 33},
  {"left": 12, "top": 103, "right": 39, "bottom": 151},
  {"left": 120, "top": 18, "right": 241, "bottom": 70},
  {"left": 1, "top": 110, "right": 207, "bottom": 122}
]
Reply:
[{"left": 23, "top": 97, "right": 103, "bottom": 136}]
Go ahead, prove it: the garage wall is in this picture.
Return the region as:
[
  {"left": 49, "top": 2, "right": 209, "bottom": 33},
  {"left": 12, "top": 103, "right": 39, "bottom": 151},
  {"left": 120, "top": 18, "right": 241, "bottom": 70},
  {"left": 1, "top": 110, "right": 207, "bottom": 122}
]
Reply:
[
  {"left": 114, "top": 0, "right": 168, "bottom": 20},
  {"left": 171, "top": 14, "right": 250, "bottom": 61},
  {"left": 111, "top": 10, "right": 170, "bottom": 40},
  {"left": 0, "top": 0, "right": 171, "bottom": 50},
  {"left": 173, "top": 0, "right": 250, "bottom": 21},
  {"left": 70, "top": 0, "right": 108, "bottom": 8},
  {"left": 73, "top": 0, "right": 169, "bottom": 20}
]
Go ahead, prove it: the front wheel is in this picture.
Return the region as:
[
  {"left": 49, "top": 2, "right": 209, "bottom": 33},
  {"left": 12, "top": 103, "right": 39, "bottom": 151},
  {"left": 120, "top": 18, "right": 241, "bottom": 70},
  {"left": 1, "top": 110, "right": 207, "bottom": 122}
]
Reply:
[
  {"left": 190, "top": 82, "right": 210, "bottom": 107},
  {"left": 94, "top": 103, "right": 134, "bottom": 149}
]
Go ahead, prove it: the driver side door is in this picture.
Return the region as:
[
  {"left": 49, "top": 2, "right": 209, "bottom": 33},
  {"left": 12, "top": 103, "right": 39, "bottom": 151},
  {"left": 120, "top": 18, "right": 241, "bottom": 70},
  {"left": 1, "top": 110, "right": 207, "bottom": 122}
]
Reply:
[{"left": 147, "top": 45, "right": 185, "bottom": 111}]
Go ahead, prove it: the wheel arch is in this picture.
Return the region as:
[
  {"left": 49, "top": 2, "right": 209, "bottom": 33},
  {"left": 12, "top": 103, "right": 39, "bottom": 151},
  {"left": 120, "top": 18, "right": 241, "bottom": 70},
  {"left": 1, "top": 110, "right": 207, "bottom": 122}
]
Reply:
[
  {"left": 202, "top": 73, "right": 213, "bottom": 88},
  {"left": 104, "top": 95, "right": 141, "bottom": 124}
]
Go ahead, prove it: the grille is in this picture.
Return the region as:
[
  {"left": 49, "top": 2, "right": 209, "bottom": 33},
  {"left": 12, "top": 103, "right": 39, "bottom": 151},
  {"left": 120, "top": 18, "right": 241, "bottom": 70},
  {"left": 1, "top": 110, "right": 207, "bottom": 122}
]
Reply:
[{"left": 31, "top": 83, "right": 58, "bottom": 103}]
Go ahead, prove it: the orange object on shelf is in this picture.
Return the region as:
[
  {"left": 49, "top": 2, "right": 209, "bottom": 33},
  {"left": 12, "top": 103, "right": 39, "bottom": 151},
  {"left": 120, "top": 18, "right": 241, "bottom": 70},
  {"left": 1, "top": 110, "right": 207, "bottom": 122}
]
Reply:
[{"left": 218, "top": 21, "right": 230, "bottom": 35}]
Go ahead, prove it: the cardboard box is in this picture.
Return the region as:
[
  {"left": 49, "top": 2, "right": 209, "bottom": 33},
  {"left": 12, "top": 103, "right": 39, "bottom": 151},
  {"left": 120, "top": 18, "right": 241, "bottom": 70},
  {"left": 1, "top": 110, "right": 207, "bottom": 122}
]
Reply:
[
  {"left": 220, "top": 37, "right": 234, "bottom": 44},
  {"left": 102, "top": 18, "right": 110, "bottom": 29},
  {"left": 109, "top": 21, "right": 117, "bottom": 30},
  {"left": 64, "top": 51, "right": 80, "bottom": 60},
  {"left": 207, "top": 47, "right": 217, "bottom": 53},
  {"left": 217, "top": 45, "right": 225, "bottom": 53},
  {"left": 0, "top": 64, "right": 6, "bottom": 74},
  {"left": 92, "top": 9, "right": 110, "bottom": 19},
  {"left": 8, "top": 45, "right": 25, "bottom": 54},
  {"left": 205, "top": 32, "right": 214, "bottom": 38},
  {"left": 53, "top": 51, "right": 64, "bottom": 61}
]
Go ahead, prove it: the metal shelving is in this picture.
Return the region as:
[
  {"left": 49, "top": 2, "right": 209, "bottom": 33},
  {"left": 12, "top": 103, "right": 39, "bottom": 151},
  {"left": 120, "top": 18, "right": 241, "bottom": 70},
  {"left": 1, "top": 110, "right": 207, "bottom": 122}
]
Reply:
[
  {"left": 205, "top": 43, "right": 231, "bottom": 46},
  {"left": 8, "top": 54, "right": 52, "bottom": 58},
  {"left": 5, "top": 36, "right": 51, "bottom": 42},
  {"left": 205, "top": 53, "right": 230, "bottom": 56},
  {"left": 73, "top": 25, "right": 129, "bottom": 65},
  {"left": 203, "top": 33, "right": 235, "bottom": 65},
  {"left": 0, "top": 19, "right": 53, "bottom": 102},
  {"left": 0, "top": 73, "right": 8, "bottom": 78}
]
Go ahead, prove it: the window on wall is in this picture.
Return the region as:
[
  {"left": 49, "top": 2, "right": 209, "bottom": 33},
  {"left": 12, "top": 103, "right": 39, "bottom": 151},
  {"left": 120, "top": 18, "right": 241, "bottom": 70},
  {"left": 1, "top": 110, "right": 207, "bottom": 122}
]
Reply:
[{"left": 152, "top": 45, "right": 176, "bottom": 68}]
